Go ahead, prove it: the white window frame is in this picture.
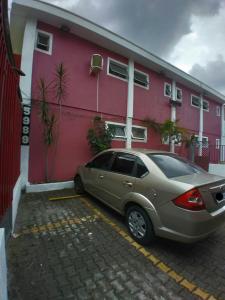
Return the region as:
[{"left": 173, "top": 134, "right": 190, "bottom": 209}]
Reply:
[
  {"left": 216, "top": 139, "right": 220, "bottom": 149},
  {"left": 106, "top": 121, "right": 147, "bottom": 142},
  {"left": 216, "top": 106, "right": 221, "bottom": 117},
  {"left": 134, "top": 69, "right": 149, "bottom": 90},
  {"left": 194, "top": 135, "right": 209, "bottom": 148},
  {"left": 35, "top": 29, "right": 53, "bottom": 55},
  {"left": 191, "top": 94, "right": 201, "bottom": 108},
  {"left": 164, "top": 82, "right": 172, "bottom": 97},
  {"left": 107, "top": 58, "right": 128, "bottom": 82},
  {"left": 131, "top": 125, "right": 147, "bottom": 142},
  {"left": 176, "top": 87, "right": 182, "bottom": 102},
  {"left": 106, "top": 121, "right": 127, "bottom": 139},
  {"left": 203, "top": 100, "right": 209, "bottom": 112}
]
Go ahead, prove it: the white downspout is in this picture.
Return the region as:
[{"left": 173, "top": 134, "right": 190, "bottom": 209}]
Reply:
[
  {"left": 220, "top": 104, "right": 225, "bottom": 161},
  {"left": 198, "top": 94, "right": 204, "bottom": 156},
  {"left": 126, "top": 59, "right": 134, "bottom": 149},
  {"left": 20, "top": 18, "right": 37, "bottom": 188},
  {"left": 170, "top": 80, "right": 176, "bottom": 152}
]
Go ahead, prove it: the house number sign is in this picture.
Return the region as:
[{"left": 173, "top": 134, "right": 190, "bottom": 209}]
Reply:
[{"left": 21, "top": 104, "right": 31, "bottom": 145}]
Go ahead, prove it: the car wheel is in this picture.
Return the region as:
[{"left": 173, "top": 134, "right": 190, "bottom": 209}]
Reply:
[
  {"left": 126, "top": 205, "right": 154, "bottom": 245},
  {"left": 74, "top": 175, "right": 85, "bottom": 194}
]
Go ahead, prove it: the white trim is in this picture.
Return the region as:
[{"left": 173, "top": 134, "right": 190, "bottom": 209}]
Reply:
[
  {"left": 203, "top": 99, "right": 209, "bottom": 112},
  {"left": 12, "top": 175, "right": 22, "bottom": 231},
  {"left": 107, "top": 57, "right": 128, "bottom": 82},
  {"left": 20, "top": 18, "right": 37, "bottom": 188},
  {"left": 35, "top": 29, "right": 53, "bottom": 55},
  {"left": 216, "top": 106, "right": 221, "bottom": 117},
  {"left": 191, "top": 95, "right": 209, "bottom": 111},
  {"left": 26, "top": 181, "right": 74, "bottom": 193},
  {"left": 164, "top": 82, "right": 172, "bottom": 97},
  {"left": 176, "top": 87, "right": 182, "bottom": 102},
  {"left": 216, "top": 139, "right": 220, "bottom": 150},
  {"left": 195, "top": 134, "right": 208, "bottom": 148},
  {"left": 0, "top": 229, "right": 7, "bottom": 300},
  {"left": 131, "top": 125, "right": 147, "bottom": 142},
  {"left": 134, "top": 69, "right": 149, "bottom": 90},
  {"left": 106, "top": 121, "right": 127, "bottom": 139}
]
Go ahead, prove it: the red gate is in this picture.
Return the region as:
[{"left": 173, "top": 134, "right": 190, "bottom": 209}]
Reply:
[{"left": 0, "top": 0, "right": 22, "bottom": 222}]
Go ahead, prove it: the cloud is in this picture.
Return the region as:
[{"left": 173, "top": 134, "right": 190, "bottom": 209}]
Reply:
[
  {"left": 45, "top": 0, "right": 222, "bottom": 57},
  {"left": 190, "top": 56, "right": 225, "bottom": 95}
]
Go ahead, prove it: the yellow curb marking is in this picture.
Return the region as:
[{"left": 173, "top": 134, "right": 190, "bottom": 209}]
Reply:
[
  {"left": 48, "top": 195, "right": 80, "bottom": 201},
  {"left": 81, "top": 197, "right": 218, "bottom": 300}
]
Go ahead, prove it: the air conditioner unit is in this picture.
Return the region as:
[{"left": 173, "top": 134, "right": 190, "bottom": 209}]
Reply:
[{"left": 90, "top": 54, "right": 103, "bottom": 74}]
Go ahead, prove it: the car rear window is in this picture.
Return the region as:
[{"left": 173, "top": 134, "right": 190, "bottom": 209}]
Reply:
[{"left": 148, "top": 154, "right": 205, "bottom": 178}]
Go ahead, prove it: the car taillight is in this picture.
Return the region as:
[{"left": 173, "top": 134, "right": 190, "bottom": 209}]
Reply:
[{"left": 173, "top": 188, "right": 206, "bottom": 211}]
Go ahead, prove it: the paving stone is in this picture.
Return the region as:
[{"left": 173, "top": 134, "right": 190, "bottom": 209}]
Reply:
[{"left": 7, "top": 190, "right": 224, "bottom": 300}]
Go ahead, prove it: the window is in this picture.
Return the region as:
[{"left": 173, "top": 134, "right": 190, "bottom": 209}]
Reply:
[
  {"left": 107, "top": 122, "right": 126, "bottom": 139},
  {"left": 148, "top": 154, "right": 205, "bottom": 178},
  {"left": 134, "top": 70, "right": 149, "bottom": 88},
  {"left": 87, "top": 152, "right": 114, "bottom": 170},
  {"left": 106, "top": 122, "right": 147, "bottom": 142},
  {"left": 191, "top": 95, "right": 200, "bottom": 108},
  {"left": 111, "top": 153, "right": 136, "bottom": 176},
  {"left": 131, "top": 126, "right": 147, "bottom": 141},
  {"left": 191, "top": 95, "right": 209, "bottom": 111},
  {"left": 164, "top": 83, "right": 172, "bottom": 97},
  {"left": 135, "top": 158, "right": 149, "bottom": 178},
  {"left": 216, "top": 106, "right": 221, "bottom": 117},
  {"left": 176, "top": 88, "right": 182, "bottom": 101},
  {"left": 203, "top": 100, "right": 209, "bottom": 112},
  {"left": 108, "top": 59, "right": 128, "bottom": 80},
  {"left": 216, "top": 139, "right": 220, "bottom": 150},
  {"left": 194, "top": 135, "right": 208, "bottom": 148},
  {"left": 35, "top": 30, "right": 53, "bottom": 55}
]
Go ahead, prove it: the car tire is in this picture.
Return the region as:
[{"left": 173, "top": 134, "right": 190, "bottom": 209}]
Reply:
[
  {"left": 74, "top": 175, "right": 85, "bottom": 194},
  {"left": 126, "top": 205, "right": 155, "bottom": 245}
]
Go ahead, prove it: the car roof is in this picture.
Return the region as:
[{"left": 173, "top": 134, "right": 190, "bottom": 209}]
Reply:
[{"left": 104, "top": 148, "right": 173, "bottom": 155}]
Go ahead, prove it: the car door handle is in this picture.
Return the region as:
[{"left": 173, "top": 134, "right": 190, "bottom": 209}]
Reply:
[
  {"left": 99, "top": 175, "right": 104, "bottom": 179},
  {"left": 123, "top": 181, "right": 133, "bottom": 187}
]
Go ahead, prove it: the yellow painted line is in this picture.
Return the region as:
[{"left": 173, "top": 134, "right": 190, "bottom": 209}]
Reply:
[
  {"left": 48, "top": 195, "right": 80, "bottom": 201},
  {"left": 81, "top": 197, "right": 218, "bottom": 300},
  {"left": 21, "top": 215, "right": 100, "bottom": 235}
]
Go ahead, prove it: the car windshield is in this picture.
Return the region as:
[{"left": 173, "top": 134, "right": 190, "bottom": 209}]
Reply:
[{"left": 148, "top": 153, "right": 205, "bottom": 178}]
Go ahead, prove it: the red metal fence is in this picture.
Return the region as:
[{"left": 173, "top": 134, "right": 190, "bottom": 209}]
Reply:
[{"left": 0, "top": 1, "right": 22, "bottom": 222}]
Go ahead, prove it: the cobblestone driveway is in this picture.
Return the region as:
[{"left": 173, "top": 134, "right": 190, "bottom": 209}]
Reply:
[{"left": 7, "top": 189, "right": 225, "bottom": 300}]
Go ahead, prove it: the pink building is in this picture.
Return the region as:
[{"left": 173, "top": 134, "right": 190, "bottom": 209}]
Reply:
[{"left": 10, "top": 0, "right": 225, "bottom": 190}]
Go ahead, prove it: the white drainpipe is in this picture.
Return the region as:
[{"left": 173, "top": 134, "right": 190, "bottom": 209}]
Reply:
[
  {"left": 170, "top": 80, "right": 176, "bottom": 152},
  {"left": 126, "top": 59, "right": 134, "bottom": 149},
  {"left": 198, "top": 94, "right": 204, "bottom": 156}
]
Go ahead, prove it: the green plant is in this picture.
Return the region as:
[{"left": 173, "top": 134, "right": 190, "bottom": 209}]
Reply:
[
  {"left": 87, "top": 116, "right": 114, "bottom": 155},
  {"left": 38, "top": 63, "right": 67, "bottom": 182}
]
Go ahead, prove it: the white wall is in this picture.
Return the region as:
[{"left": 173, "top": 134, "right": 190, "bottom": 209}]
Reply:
[
  {"left": 209, "top": 164, "right": 225, "bottom": 177},
  {"left": 0, "top": 229, "right": 8, "bottom": 300}
]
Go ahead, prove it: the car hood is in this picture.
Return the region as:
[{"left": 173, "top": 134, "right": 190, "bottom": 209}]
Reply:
[{"left": 171, "top": 173, "right": 225, "bottom": 187}]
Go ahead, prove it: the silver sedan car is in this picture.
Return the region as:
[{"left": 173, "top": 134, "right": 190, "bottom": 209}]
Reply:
[{"left": 74, "top": 148, "right": 225, "bottom": 244}]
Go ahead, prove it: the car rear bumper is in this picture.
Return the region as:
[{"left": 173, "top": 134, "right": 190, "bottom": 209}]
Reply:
[{"left": 147, "top": 203, "right": 225, "bottom": 243}]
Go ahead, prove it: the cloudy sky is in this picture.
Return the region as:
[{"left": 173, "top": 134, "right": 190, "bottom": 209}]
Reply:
[{"left": 10, "top": 0, "right": 225, "bottom": 95}]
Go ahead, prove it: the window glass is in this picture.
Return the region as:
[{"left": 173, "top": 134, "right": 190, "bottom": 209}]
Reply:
[
  {"left": 191, "top": 95, "right": 200, "bottom": 108},
  {"left": 109, "top": 60, "right": 128, "bottom": 79},
  {"left": 164, "top": 83, "right": 171, "bottom": 96},
  {"left": 111, "top": 153, "right": 136, "bottom": 176},
  {"left": 135, "top": 158, "right": 149, "bottom": 178},
  {"left": 132, "top": 127, "right": 146, "bottom": 140},
  {"left": 203, "top": 100, "right": 209, "bottom": 111},
  {"left": 87, "top": 152, "right": 114, "bottom": 170},
  {"left": 176, "top": 88, "right": 182, "bottom": 101},
  {"left": 37, "top": 32, "right": 50, "bottom": 51},
  {"left": 107, "top": 123, "right": 126, "bottom": 138},
  {"left": 148, "top": 154, "right": 205, "bottom": 178},
  {"left": 134, "top": 71, "right": 149, "bottom": 87}
]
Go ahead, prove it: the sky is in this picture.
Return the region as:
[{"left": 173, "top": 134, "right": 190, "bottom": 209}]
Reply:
[{"left": 9, "top": 0, "right": 225, "bottom": 95}]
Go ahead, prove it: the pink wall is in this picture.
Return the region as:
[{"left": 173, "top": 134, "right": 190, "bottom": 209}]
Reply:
[{"left": 29, "top": 21, "right": 222, "bottom": 183}]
